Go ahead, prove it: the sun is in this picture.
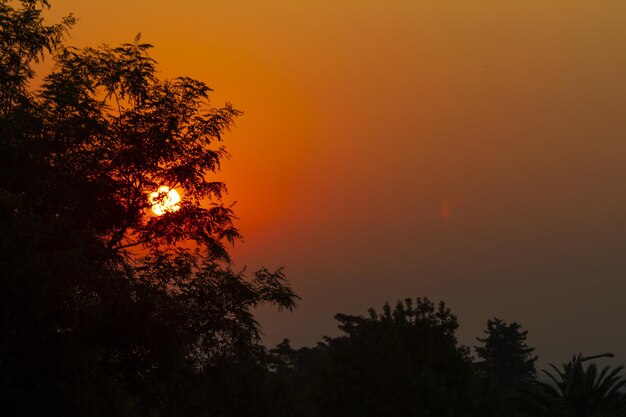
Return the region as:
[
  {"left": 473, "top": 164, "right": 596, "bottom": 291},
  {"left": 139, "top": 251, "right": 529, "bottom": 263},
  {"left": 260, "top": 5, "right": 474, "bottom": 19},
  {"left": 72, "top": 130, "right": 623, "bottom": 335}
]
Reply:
[{"left": 149, "top": 186, "right": 181, "bottom": 216}]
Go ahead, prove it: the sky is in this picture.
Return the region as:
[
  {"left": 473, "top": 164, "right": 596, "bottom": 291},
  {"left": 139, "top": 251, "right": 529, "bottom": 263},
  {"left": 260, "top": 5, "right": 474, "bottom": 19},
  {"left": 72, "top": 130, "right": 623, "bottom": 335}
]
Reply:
[{"left": 45, "top": 0, "right": 626, "bottom": 366}]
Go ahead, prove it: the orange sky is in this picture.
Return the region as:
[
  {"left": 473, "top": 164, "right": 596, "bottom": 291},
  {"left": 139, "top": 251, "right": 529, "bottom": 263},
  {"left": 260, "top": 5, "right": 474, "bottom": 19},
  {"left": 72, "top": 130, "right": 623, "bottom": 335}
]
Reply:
[{"left": 46, "top": 1, "right": 626, "bottom": 365}]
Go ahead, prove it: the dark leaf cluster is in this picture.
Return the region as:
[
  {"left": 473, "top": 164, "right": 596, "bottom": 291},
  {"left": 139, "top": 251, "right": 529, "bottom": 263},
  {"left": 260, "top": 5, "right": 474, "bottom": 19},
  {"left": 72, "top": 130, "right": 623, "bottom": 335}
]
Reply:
[{"left": 1, "top": 1, "right": 297, "bottom": 415}]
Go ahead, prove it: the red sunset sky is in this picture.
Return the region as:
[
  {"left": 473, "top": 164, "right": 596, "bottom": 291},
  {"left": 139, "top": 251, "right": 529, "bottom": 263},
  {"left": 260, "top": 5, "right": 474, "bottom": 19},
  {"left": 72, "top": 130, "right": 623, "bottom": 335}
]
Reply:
[{"left": 46, "top": 0, "right": 626, "bottom": 366}]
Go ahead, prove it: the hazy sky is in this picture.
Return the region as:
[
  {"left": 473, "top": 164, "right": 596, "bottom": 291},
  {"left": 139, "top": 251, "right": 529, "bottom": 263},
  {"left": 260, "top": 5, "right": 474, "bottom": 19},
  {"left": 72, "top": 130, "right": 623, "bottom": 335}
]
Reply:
[{"left": 47, "top": 1, "right": 626, "bottom": 365}]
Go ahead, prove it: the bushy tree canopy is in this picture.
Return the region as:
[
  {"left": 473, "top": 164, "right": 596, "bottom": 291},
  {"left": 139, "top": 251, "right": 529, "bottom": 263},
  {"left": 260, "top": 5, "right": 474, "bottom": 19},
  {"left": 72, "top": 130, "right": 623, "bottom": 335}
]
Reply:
[
  {"left": 475, "top": 318, "right": 538, "bottom": 386},
  {"left": 0, "top": 1, "right": 297, "bottom": 415},
  {"left": 269, "top": 298, "right": 476, "bottom": 417}
]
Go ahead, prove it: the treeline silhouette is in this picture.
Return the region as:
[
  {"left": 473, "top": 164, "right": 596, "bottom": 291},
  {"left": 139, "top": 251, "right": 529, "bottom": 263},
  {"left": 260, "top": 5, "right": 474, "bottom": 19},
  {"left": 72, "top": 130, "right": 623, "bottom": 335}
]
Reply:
[
  {"left": 1, "top": 1, "right": 625, "bottom": 416},
  {"left": 265, "top": 300, "right": 625, "bottom": 417}
]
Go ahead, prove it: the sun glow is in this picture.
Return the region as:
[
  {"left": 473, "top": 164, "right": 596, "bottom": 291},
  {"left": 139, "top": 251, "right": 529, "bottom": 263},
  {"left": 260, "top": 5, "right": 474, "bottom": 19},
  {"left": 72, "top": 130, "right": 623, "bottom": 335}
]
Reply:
[{"left": 149, "top": 186, "right": 181, "bottom": 216}]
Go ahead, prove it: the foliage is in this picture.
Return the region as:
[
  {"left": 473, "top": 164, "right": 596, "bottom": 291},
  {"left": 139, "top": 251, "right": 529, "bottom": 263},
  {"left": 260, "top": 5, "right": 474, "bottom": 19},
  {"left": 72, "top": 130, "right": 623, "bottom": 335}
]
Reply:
[
  {"left": 471, "top": 319, "right": 538, "bottom": 416},
  {"left": 269, "top": 298, "right": 480, "bottom": 417},
  {"left": 268, "top": 338, "right": 327, "bottom": 416},
  {"left": 475, "top": 318, "right": 538, "bottom": 385},
  {"left": 0, "top": 1, "right": 297, "bottom": 415},
  {"left": 1, "top": 0, "right": 243, "bottom": 261},
  {"left": 529, "top": 354, "right": 626, "bottom": 417},
  {"left": 0, "top": 0, "right": 75, "bottom": 114}
]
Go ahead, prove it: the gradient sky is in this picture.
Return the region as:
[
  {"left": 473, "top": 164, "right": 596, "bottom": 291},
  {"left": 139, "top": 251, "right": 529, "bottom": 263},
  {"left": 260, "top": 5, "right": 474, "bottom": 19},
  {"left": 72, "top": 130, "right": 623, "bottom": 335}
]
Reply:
[{"left": 46, "top": 1, "right": 626, "bottom": 366}]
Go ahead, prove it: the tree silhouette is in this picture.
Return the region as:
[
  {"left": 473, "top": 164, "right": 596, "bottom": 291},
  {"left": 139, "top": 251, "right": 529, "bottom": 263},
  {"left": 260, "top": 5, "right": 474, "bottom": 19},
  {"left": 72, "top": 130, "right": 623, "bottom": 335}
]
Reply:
[
  {"left": 39, "top": 36, "right": 242, "bottom": 259},
  {"left": 284, "top": 298, "right": 477, "bottom": 417},
  {"left": 472, "top": 318, "right": 538, "bottom": 416},
  {"left": 530, "top": 354, "right": 626, "bottom": 417},
  {"left": 475, "top": 318, "right": 538, "bottom": 385},
  {"left": 268, "top": 338, "right": 326, "bottom": 416},
  {"left": 0, "top": 1, "right": 297, "bottom": 415}
]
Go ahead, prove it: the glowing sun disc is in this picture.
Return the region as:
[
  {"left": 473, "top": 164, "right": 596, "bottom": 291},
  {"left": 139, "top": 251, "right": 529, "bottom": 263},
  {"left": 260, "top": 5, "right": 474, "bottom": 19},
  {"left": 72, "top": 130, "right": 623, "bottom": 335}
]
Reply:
[{"left": 149, "top": 186, "right": 181, "bottom": 216}]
